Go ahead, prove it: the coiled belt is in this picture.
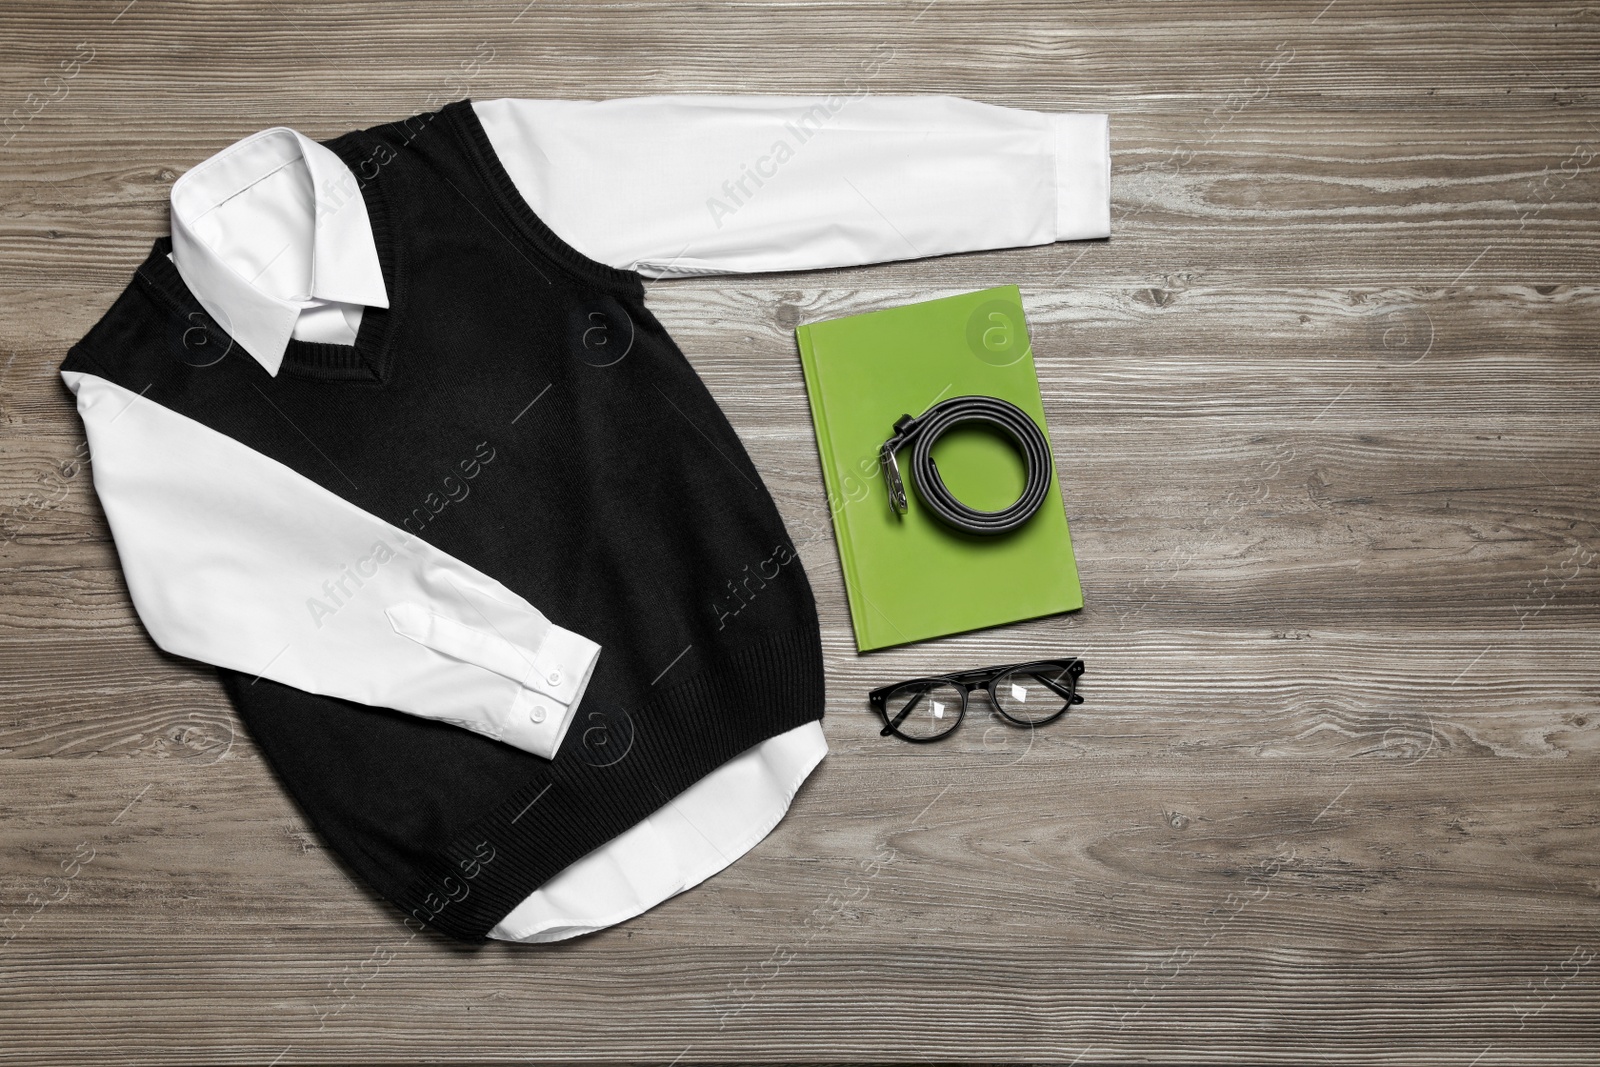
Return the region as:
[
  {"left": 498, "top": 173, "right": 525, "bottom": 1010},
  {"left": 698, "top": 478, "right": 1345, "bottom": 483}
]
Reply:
[{"left": 879, "top": 395, "right": 1053, "bottom": 535}]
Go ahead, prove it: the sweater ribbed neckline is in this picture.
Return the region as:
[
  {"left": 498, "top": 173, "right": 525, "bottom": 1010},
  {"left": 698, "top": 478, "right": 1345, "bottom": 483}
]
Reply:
[{"left": 277, "top": 130, "right": 402, "bottom": 381}]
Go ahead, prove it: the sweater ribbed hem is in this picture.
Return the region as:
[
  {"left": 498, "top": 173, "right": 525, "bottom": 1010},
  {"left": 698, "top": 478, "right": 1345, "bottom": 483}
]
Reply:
[{"left": 394, "top": 621, "right": 825, "bottom": 941}]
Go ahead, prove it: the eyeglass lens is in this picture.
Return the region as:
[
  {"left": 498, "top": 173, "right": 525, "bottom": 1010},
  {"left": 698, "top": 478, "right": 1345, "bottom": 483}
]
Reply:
[
  {"left": 882, "top": 680, "right": 964, "bottom": 740},
  {"left": 991, "top": 663, "right": 1078, "bottom": 725}
]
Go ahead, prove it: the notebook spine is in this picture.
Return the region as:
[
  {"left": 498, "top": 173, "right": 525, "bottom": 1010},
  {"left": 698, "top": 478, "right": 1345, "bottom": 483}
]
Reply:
[{"left": 796, "top": 324, "right": 871, "bottom": 649}]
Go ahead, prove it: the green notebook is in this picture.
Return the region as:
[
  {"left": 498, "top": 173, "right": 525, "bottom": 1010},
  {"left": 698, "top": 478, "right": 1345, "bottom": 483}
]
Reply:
[{"left": 795, "top": 286, "right": 1084, "bottom": 652}]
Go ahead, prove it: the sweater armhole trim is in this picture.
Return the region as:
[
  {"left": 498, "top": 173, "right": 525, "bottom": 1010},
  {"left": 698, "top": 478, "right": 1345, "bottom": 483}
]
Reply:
[{"left": 439, "top": 100, "right": 646, "bottom": 298}]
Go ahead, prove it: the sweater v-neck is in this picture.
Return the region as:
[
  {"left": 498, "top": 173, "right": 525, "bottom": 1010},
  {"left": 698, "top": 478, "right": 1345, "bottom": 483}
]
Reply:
[
  {"left": 141, "top": 107, "right": 646, "bottom": 385},
  {"left": 137, "top": 129, "right": 404, "bottom": 384}
]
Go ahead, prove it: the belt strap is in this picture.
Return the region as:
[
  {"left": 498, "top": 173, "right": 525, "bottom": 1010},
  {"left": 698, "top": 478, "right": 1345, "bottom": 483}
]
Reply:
[{"left": 879, "top": 395, "right": 1054, "bottom": 536}]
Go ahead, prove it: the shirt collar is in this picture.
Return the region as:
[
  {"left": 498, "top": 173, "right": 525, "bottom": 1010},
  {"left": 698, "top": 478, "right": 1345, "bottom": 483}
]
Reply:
[{"left": 169, "top": 127, "right": 389, "bottom": 377}]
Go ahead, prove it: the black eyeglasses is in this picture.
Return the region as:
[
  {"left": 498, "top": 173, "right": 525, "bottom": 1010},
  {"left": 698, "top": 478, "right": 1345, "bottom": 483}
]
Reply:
[{"left": 868, "top": 658, "right": 1085, "bottom": 743}]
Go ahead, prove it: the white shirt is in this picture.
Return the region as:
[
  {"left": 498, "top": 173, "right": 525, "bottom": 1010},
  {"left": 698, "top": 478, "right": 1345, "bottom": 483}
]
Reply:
[{"left": 89, "top": 94, "right": 1109, "bottom": 941}]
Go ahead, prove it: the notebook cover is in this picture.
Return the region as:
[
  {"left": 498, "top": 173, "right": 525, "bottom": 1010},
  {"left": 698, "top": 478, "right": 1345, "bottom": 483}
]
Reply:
[{"left": 795, "top": 286, "right": 1083, "bottom": 652}]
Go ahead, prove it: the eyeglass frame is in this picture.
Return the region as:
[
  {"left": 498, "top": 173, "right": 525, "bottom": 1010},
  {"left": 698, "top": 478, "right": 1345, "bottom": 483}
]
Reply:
[{"left": 867, "top": 658, "right": 1085, "bottom": 743}]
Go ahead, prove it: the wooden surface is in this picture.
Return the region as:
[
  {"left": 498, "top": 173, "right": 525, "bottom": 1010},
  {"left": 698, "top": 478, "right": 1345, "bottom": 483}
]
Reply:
[{"left": 2, "top": 1, "right": 1598, "bottom": 1064}]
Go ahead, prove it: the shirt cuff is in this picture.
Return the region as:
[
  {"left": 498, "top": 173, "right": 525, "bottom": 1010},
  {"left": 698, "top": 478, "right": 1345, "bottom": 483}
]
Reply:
[
  {"left": 1053, "top": 113, "right": 1111, "bottom": 241},
  {"left": 385, "top": 602, "right": 602, "bottom": 760},
  {"left": 504, "top": 625, "right": 601, "bottom": 759}
]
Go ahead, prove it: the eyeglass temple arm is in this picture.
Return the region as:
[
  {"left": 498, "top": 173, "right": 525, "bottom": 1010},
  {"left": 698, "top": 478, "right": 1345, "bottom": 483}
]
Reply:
[
  {"left": 947, "top": 659, "right": 1082, "bottom": 686},
  {"left": 880, "top": 689, "right": 926, "bottom": 736},
  {"left": 1026, "top": 670, "right": 1080, "bottom": 702}
]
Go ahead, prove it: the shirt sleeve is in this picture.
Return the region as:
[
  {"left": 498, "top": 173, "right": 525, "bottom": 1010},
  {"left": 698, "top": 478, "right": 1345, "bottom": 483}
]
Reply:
[
  {"left": 470, "top": 94, "right": 1110, "bottom": 278},
  {"left": 63, "top": 368, "right": 600, "bottom": 760}
]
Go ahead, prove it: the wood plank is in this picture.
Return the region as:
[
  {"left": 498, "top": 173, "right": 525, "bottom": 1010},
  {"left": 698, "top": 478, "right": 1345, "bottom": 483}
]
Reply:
[
  {"left": 3, "top": 753, "right": 1598, "bottom": 946},
  {"left": 0, "top": 756, "right": 1597, "bottom": 1063}
]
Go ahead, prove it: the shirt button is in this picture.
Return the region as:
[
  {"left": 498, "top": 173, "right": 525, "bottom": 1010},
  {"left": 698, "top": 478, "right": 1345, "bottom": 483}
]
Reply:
[
  {"left": 547, "top": 668, "right": 563, "bottom": 685},
  {"left": 529, "top": 704, "right": 547, "bottom": 724}
]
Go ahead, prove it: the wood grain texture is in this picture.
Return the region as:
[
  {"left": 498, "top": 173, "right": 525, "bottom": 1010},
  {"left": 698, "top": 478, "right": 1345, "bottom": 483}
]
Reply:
[{"left": 1, "top": 1, "right": 1597, "bottom": 1064}]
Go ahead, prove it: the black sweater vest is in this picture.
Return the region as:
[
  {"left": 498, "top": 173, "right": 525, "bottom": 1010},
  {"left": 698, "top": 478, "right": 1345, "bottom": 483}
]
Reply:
[{"left": 63, "top": 102, "right": 826, "bottom": 940}]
